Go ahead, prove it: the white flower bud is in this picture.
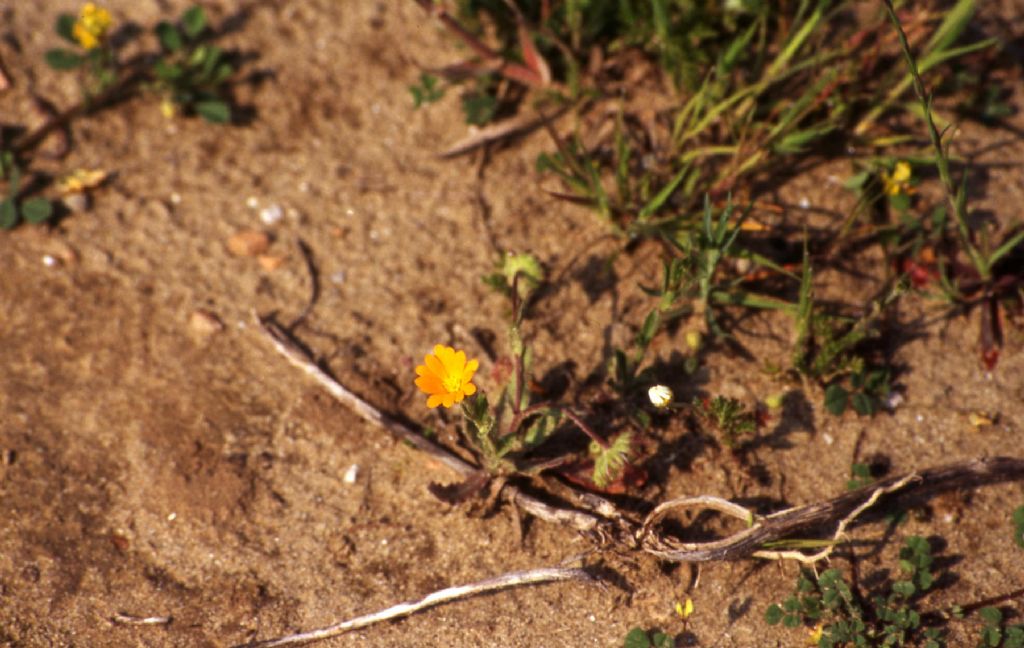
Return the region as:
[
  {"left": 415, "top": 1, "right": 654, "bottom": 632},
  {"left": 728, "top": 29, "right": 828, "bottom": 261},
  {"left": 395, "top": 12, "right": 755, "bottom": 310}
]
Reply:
[{"left": 648, "top": 384, "right": 673, "bottom": 409}]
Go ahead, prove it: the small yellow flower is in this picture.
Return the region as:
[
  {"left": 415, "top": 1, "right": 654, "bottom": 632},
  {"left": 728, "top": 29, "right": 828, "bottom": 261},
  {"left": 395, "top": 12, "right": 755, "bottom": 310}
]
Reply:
[
  {"left": 56, "top": 168, "right": 108, "bottom": 195},
  {"left": 808, "top": 621, "right": 824, "bottom": 645},
  {"left": 675, "top": 597, "right": 694, "bottom": 621},
  {"left": 160, "top": 98, "right": 179, "bottom": 120},
  {"left": 73, "top": 3, "right": 113, "bottom": 50},
  {"left": 414, "top": 344, "right": 479, "bottom": 409},
  {"left": 685, "top": 330, "right": 703, "bottom": 352},
  {"left": 882, "top": 161, "right": 913, "bottom": 196}
]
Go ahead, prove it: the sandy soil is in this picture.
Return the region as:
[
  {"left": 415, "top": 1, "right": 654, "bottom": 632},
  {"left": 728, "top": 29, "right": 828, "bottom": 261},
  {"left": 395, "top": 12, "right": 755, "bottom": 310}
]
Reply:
[{"left": 1, "top": 2, "right": 1023, "bottom": 646}]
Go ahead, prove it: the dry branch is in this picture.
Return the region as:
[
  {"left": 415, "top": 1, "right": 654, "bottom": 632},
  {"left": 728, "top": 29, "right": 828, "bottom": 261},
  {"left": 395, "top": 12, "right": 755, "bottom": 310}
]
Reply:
[{"left": 235, "top": 566, "right": 592, "bottom": 648}]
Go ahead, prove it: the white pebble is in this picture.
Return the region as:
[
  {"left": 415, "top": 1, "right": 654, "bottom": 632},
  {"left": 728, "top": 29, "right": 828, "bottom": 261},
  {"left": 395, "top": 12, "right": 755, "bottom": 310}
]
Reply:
[
  {"left": 380, "top": 538, "right": 388, "bottom": 546},
  {"left": 246, "top": 196, "right": 260, "bottom": 209},
  {"left": 799, "top": 197, "right": 810, "bottom": 209},
  {"left": 916, "top": 414, "right": 924, "bottom": 423},
  {"left": 823, "top": 432, "right": 834, "bottom": 445},
  {"left": 588, "top": 614, "right": 596, "bottom": 623},
  {"left": 167, "top": 512, "right": 177, "bottom": 521},
  {"left": 330, "top": 271, "right": 345, "bottom": 285},
  {"left": 884, "top": 392, "right": 904, "bottom": 411},
  {"left": 259, "top": 204, "right": 283, "bottom": 225},
  {"left": 343, "top": 464, "right": 359, "bottom": 484},
  {"left": 42, "top": 254, "right": 58, "bottom": 267},
  {"left": 170, "top": 192, "right": 181, "bottom": 204}
]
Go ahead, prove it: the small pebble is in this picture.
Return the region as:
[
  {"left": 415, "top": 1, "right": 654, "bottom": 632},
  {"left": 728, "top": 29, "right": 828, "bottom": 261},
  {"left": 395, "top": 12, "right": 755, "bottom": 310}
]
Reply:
[
  {"left": 246, "top": 196, "right": 259, "bottom": 209},
  {"left": 823, "top": 432, "right": 834, "bottom": 445},
  {"left": 50, "top": 241, "right": 79, "bottom": 265},
  {"left": 343, "top": 464, "right": 359, "bottom": 484},
  {"left": 257, "top": 254, "right": 285, "bottom": 271},
  {"left": 167, "top": 512, "right": 177, "bottom": 521},
  {"left": 189, "top": 310, "right": 224, "bottom": 338},
  {"left": 42, "top": 254, "right": 58, "bottom": 267},
  {"left": 884, "top": 391, "right": 904, "bottom": 411},
  {"left": 62, "top": 193, "right": 90, "bottom": 212},
  {"left": 799, "top": 197, "right": 810, "bottom": 209},
  {"left": 329, "top": 271, "right": 346, "bottom": 285},
  {"left": 227, "top": 230, "right": 270, "bottom": 256},
  {"left": 170, "top": 192, "right": 181, "bottom": 205},
  {"left": 259, "top": 204, "right": 283, "bottom": 225}
]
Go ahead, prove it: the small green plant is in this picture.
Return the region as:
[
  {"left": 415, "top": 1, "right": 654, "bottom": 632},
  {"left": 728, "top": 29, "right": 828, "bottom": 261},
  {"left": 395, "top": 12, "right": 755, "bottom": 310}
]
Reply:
[
  {"left": 881, "top": 0, "right": 1024, "bottom": 369},
  {"left": 824, "top": 369, "right": 892, "bottom": 417},
  {"left": 0, "top": 151, "right": 54, "bottom": 230},
  {"left": 847, "top": 462, "right": 875, "bottom": 491},
  {"left": 692, "top": 395, "right": 756, "bottom": 450},
  {"left": 409, "top": 72, "right": 445, "bottom": 107},
  {"left": 623, "top": 627, "right": 674, "bottom": 648},
  {"left": 766, "top": 536, "right": 944, "bottom": 647},
  {"left": 977, "top": 606, "right": 1024, "bottom": 648},
  {"left": 45, "top": 3, "right": 118, "bottom": 94},
  {"left": 418, "top": 255, "right": 635, "bottom": 491},
  {"left": 150, "top": 5, "right": 234, "bottom": 123},
  {"left": 45, "top": 4, "right": 235, "bottom": 123}
]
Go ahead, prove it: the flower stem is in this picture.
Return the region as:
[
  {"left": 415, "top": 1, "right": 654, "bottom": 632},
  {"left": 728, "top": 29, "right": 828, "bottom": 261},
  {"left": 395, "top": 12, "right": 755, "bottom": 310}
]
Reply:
[
  {"left": 562, "top": 409, "right": 609, "bottom": 450},
  {"left": 880, "top": 0, "right": 988, "bottom": 280}
]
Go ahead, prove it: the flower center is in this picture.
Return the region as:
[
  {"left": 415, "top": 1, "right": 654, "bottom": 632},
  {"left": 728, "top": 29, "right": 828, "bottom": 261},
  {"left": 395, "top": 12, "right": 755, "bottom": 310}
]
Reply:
[{"left": 442, "top": 373, "right": 464, "bottom": 393}]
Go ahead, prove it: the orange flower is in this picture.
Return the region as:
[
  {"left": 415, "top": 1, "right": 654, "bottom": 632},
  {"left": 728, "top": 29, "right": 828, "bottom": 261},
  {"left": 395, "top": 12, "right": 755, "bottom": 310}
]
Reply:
[{"left": 414, "top": 345, "right": 479, "bottom": 409}]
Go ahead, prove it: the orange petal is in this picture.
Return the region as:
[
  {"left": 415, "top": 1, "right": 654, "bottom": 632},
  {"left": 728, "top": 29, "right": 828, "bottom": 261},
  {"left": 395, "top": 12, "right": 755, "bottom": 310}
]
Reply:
[
  {"left": 415, "top": 375, "right": 444, "bottom": 394},
  {"left": 463, "top": 382, "right": 477, "bottom": 396},
  {"left": 427, "top": 394, "right": 443, "bottom": 408},
  {"left": 464, "top": 358, "right": 479, "bottom": 380},
  {"left": 425, "top": 353, "right": 447, "bottom": 379}
]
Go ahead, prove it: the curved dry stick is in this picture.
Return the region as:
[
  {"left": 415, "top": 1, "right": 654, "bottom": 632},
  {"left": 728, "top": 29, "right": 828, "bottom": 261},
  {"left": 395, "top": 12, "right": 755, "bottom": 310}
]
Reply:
[
  {"left": 234, "top": 566, "right": 592, "bottom": 648},
  {"left": 640, "top": 458, "right": 1024, "bottom": 562}
]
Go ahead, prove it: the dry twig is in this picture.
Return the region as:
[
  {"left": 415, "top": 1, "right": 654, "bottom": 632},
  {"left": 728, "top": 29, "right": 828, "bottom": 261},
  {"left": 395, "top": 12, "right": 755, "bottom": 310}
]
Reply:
[{"left": 235, "top": 566, "right": 592, "bottom": 648}]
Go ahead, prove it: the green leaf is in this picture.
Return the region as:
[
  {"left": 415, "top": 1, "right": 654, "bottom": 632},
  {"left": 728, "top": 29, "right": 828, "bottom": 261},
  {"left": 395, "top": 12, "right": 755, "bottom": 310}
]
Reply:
[
  {"left": 765, "top": 604, "right": 784, "bottom": 625},
  {"left": 980, "top": 606, "right": 1003, "bottom": 626},
  {"left": 154, "top": 60, "right": 184, "bottom": 81},
  {"left": 182, "top": 5, "right": 207, "bottom": 39},
  {"left": 55, "top": 14, "right": 77, "bottom": 43},
  {"left": 1005, "top": 626, "right": 1024, "bottom": 648},
  {"left": 44, "top": 48, "right": 83, "bottom": 70},
  {"left": 824, "top": 384, "right": 848, "bottom": 415},
  {"left": 851, "top": 392, "right": 876, "bottom": 416},
  {"left": 461, "top": 91, "right": 497, "bottom": 126},
  {"left": 623, "top": 628, "right": 652, "bottom": 648},
  {"left": 0, "top": 199, "right": 18, "bottom": 229},
  {"left": 891, "top": 580, "right": 915, "bottom": 598},
  {"left": 195, "top": 100, "right": 231, "bottom": 124},
  {"left": 635, "top": 310, "right": 660, "bottom": 350},
  {"left": 592, "top": 431, "right": 632, "bottom": 488},
  {"left": 651, "top": 632, "right": 673, "bottom": 648},
  {"left": 1012, "top": 505, "right": 1024, "bottom": 549},
  {"left": 211, "top": 62, "right": 234, "bottom": 85},
  {"left": 156, "top": 22, "right": 183, "bottom": 51},
  {"left": 844, "top": 171, "right": 870, "bottom": 190},
  {"left": 21, "top": 198, "right": 53, "bottom": 224}
]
